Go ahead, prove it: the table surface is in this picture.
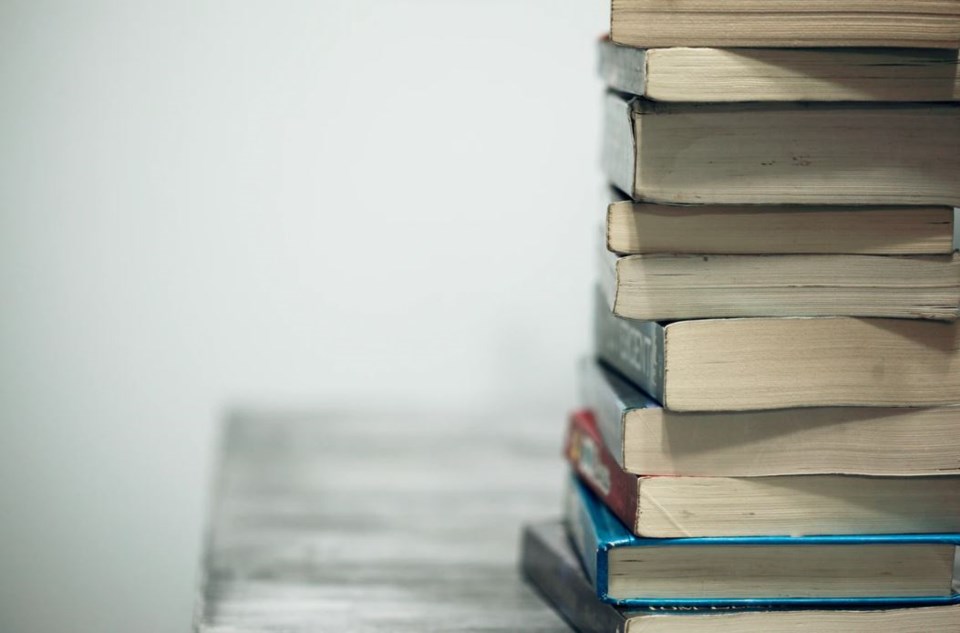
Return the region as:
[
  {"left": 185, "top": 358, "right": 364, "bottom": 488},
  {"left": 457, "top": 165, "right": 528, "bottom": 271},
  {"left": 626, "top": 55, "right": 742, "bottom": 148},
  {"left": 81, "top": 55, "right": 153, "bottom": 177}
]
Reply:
[{"left": 194, "top": 408, "right": 572, "bottom": 632}]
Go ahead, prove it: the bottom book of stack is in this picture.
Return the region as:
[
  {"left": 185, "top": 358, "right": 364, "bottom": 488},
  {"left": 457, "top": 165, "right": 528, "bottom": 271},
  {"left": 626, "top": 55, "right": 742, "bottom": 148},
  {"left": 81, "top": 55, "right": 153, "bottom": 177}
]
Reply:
[{"left": 520, "top": 519, "right": 960, "bottom": 632}]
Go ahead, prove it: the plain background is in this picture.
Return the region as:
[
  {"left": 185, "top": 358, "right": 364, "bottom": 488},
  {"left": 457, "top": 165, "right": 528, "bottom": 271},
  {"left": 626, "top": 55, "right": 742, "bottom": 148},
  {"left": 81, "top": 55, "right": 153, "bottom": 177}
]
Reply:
[{"left": 1, "top": 1, "right": 607, "bottom": 631}]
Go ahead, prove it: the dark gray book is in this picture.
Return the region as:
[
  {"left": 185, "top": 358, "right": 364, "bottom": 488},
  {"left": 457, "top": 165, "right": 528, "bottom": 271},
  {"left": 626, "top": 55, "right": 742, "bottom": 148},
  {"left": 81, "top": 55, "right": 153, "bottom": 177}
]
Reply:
[
  {"left": 601, "top": 91, "right": 960, "bottom": 206},
  {"left": 520, "top": 520, "right": 960, "bottom": 632},
  {"left": 521, "top": 520, "right": 629, "bottom": 632}
]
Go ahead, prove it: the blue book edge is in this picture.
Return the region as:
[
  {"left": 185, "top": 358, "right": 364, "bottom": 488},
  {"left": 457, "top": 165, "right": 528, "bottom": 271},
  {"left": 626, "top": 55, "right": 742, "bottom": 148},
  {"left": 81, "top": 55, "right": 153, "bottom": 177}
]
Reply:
[{"left": 564, "top": 474, "right": 960, "bottom": 608}]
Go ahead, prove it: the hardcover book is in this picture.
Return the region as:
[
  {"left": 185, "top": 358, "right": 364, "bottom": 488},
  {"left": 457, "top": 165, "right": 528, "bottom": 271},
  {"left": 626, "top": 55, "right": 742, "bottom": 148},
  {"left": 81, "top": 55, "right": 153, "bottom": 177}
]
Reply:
[
  {"left": 564, "top": 476, "right": 960, "bottom": 608},
  {"left": 580, "top": 359, "right": 960, "bottom": 477},
  {"left": 602, "top": 92, "right": 960, "bottom": 206},
  {"left": 565, "top": 408, "right": 960, "bottom": 538},
  {"left": 521, "top": 520, "right": 960, "bottom": 633},
  {"left": 609, "top": 0, "right": 960, "bottom": 49},
  {"left": 593, "top": 288, "right": 960, "bottom": 411},
  {"left": 598, "top": 38, "right": 960, "bottom": 103}
]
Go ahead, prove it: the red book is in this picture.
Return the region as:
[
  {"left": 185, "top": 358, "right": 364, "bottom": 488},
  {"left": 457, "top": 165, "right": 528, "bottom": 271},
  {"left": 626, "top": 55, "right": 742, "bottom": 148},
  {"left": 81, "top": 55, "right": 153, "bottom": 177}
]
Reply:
[{"left": 564, "top": 409, "right": 639, "bottom": 533}]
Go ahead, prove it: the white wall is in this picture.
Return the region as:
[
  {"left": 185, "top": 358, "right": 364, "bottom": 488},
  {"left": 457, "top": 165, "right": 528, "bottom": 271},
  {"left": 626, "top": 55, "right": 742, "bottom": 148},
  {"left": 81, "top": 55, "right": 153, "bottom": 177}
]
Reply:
[{"left": 0, "top": 1, "right": 606, "bottom": 631}]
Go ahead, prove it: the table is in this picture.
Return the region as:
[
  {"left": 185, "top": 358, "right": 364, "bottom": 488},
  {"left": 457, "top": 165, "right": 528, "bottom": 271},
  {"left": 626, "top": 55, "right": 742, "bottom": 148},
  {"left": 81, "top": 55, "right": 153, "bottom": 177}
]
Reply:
[{"left": 194, "top": 408, "right": 572, "bottom": 632}]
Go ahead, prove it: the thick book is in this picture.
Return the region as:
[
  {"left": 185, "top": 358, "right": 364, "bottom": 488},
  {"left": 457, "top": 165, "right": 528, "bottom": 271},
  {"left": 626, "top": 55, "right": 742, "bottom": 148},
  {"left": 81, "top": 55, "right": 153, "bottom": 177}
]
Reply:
[
  {"left": 606, "top": 198, "right": 957, "bottom": 256},
  {"left": 599, "top": 246, "right": 960, "bottom": 321},
  {"left": 593, "top": 288, "right": 960, "bottom": 411},
  {"left": 521, "top": 520, "right": 960, "bottom": 633},
  {"left": 609, "top": 0, "right": 960, "bottom": 49},
  {"left": 598, "top": 38, "right": 960, "bottom": 103},
  {"left": 564, "top": 475, "right": 960, "bottom": 607},
  {"left": 565, "top": 408, "right": 960, "bottom": 538},
  {"left": 602, "top": 92, "right": 960, "bottom": 206},
  {"left": 580, "top": 359, "right": 960, "bottom": 477}
]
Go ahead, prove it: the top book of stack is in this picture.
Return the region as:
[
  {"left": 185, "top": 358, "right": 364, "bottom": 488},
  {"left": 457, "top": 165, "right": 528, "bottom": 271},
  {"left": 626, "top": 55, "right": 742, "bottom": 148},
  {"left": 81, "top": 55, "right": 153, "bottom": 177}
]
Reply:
[{"left": 611, "top": 0, "right": 960, "bottom": 49}]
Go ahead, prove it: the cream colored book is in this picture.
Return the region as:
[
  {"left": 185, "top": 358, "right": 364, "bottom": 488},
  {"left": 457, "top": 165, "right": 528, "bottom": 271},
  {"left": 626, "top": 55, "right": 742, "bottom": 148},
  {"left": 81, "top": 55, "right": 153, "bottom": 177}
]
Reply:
[
  {"left": 610, "top": 0, "right": 960, "bottom": 49},
  {"left": 593, "top": 289, "right": 960, "bottom": 411},
  {"left": 628, "top": 475, "right": 960, "bottom": 537},
  {"left": 606, "top": 199, "right": 957, "bottom": 255},
  {"left": 581, "top": 359, "right": 960, "bottom": 477},
  {"left": 598, "top": 39, "right": 960, "bottom": 102},
  {"left": 600, "top": 247, "right": 960, "bottom": 321},
  {"left": 602, "top": 92, "right": 960, "bottom": 206}
]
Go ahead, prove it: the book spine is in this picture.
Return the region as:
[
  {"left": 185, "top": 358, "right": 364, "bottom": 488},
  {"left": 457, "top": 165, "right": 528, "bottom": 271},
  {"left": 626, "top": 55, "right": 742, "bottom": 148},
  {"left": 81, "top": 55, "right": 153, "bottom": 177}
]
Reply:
[
  {"left": 601, "top": 92, "right": 637, "bottom": 199},
  {"left": 597, "top": 241, "right": 624, "bottom": 319},
  {"left": 563, "top": 477, "right": 608, "bottom": 599},
  {"left": 578, "top": 360, "right": 627, "bottom": 468},
  {"left": 953, "top": 207, "right": 959, "bottom": 252},
  {"left": 598, "top": 38, "right": 647, "bottom": 99},
  {"left": 593, "top": 286, "right": 666, "bottom": 404},
  {"left": 565, "top": 411, "right": 640, "bottom": 534},
  {"left": 520, "top": 524, "right": 627, "bottom": 633}
]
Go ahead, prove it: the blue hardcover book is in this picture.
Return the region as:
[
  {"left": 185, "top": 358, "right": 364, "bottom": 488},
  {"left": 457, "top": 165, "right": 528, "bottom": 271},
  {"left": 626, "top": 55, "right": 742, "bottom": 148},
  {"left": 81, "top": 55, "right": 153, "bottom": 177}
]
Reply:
[
  {"left": 565, "top": 475, "right": 960, "bottom": 608},
  {"left": 522, "top": 520, "right": 960, "bottom": 633}
]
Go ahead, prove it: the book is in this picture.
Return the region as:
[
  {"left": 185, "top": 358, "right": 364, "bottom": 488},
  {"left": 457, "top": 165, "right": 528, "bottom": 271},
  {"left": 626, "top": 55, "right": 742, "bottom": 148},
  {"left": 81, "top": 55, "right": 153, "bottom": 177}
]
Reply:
[
  {"left": 521, "top": 519, "right": 960, "bottom": 633},
  {"left": 609, "top": 0, "right": 960, "bottom": 49},
  {"left": 606, "top": 198, "right": 957, "bottom": 256},
  {"left": 593, "top": 288, "right": 960, "bottom": 411},
  {"left": 602, "top": 92, "right": 960, "bottom": 206},
  {"left": 599, "top": 247, "right": 960, "bottom": 321},
  {"left": 565, "top": 408, "right": 960, "bottom": 538},
  {"left": 598, "top": 39, "right": 960, "bottom": 103},
  {"left": 581, "top": 359, "right": 960, "bottom": 477},
  {"left": 564, "top": 475, "right": 960, "bottom": 607}
]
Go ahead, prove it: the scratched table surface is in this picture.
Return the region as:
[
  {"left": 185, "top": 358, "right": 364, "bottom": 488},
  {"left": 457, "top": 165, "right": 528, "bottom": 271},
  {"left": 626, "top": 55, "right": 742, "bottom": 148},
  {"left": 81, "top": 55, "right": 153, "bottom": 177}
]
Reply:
[{"left": 194, "top": 408, "right": 571, "bottom": 632}]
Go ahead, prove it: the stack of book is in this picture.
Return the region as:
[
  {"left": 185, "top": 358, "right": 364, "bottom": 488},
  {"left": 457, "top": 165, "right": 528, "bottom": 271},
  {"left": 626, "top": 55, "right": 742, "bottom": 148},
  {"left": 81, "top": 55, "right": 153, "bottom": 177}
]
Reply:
[{"left": 522, "top": 3, "right": 960, "bottom": 631}]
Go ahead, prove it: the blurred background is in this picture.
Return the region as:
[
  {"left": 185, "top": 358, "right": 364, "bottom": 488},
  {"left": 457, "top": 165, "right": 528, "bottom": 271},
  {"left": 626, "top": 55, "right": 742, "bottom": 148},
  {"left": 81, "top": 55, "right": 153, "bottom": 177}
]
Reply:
[{"left": 0, "top": 1, "right": 606, "bottom": 631}]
